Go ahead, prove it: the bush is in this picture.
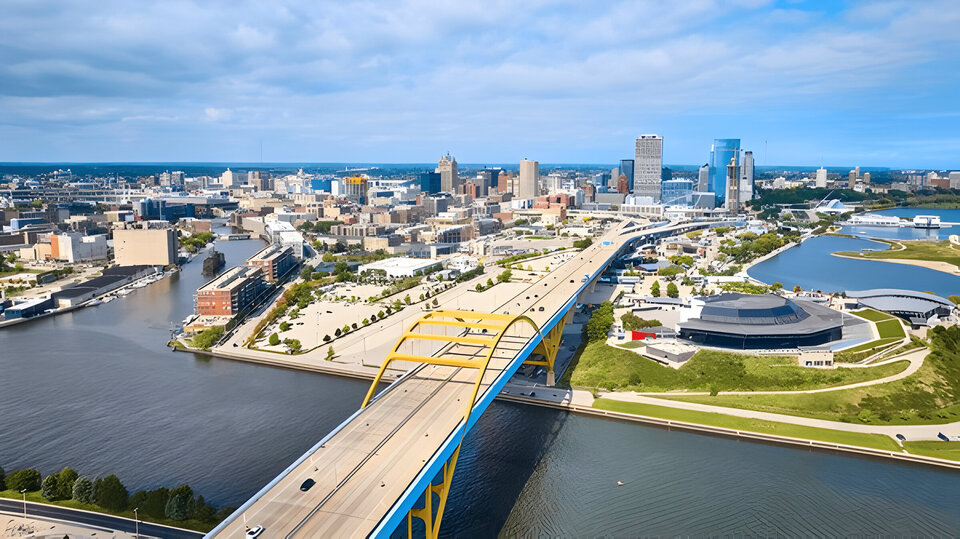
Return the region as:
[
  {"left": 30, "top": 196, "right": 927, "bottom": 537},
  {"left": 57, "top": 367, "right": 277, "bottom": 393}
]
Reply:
[
  {"left": 41, "top": 473, "right": 60, "bottom": 500},
  {"left": 326, "top": 347, "right": 335, "bottom": 360},
  {"left": 72, "top": 476, "right": 94, "bottom": 504},
  {"left": 192, "top": 326, "right": 224, "bottom": 350},
  {"left": 279, "top": 321, "right": 290, "bottom": 332},
  {"left": 7, "top": 468, "right": 42, "bottom": 492},
  {"left": 335, "top": 328, "right": 342, "bottom": 337},
  {"left": 323, "top": 334, "right": 331, "bottom": 342},
  {"left": 94, "top": 474, "right": 128, "bottom": 511}
]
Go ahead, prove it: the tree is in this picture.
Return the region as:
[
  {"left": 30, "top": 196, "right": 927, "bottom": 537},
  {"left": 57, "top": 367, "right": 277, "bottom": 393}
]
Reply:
[
  {"left": 771, "top": 282, "right": 783, "bottom": 291},
  {"left": 269, "top": 333, "right": 280, "bottom": 346},
  {"left": 0, "top": 466, "right": 5, "bottom": 491},
  {"left": 650, "top": 280, "right": 661, "bottom": 297},
  {"left": 142, "top": 488, "right": 170, "bottom": 519},
  {"left": 323, "top": 334, "right": 331, "bottom": 342},
  {"left": 404, "top": 294, "right": 411, "bottom": 305},
  {"left": 343, "top": 324, "right": 350, "bottom": 334},
  {"left": 378, "top": 310, "right": 385, "bottom": 318},
  {"left": 57, "top": 467, "right": 78, "bottom": 500},
  {"left": 326, "top": 347, "right": 335, "bottom": 360},
  {"left": 283, "top": 338, "right": 302, "bottom": 353},
  {"left": 334, "top": 261, "right": 350, "bottom": 275},
  {"left": 94, "top": 474, "right": 128, "bottom": 511},
  {"left": 666, "top": 282, "right": 679, "bottom": 298},
  {"left": 7, "top": 468, "right": 41, "bottom": 492},
  {"left": 476, "top": 283, "right": 483, "bottom": 292},
  {"left": 322, "top": 252, "right": 334, "bottom": 263},
  {"left": 794, "top": 285, "right": 803, "bottom": 293},
  {"left": 497, "top": 270, "right": 512, "bottom": 283},
  {"left": 279, "top": 321, "right": 290, "bottom": 332},
  {"left": 165, "top": 484, "right": 193, "bottom": 521},
  {"left": 486, "top": 278, "right": 494, "bottom": 288},
  {"left": 363, "top": 318, "right": 370, "bottom": 325},
  {"left": 335, "top": 328, "right": 342, "bottom": 337},
  {"left": 41, "top": 473, "right": 60, "bottom": 500},
  {"left": 299, "top": 265, "right": 315, "bottom": 280},
  {"left": 193, "top": 495, "right": 217, "bottom": 522},
  {"left": 72, "top": 476, "right": 94, "bottom": 504},
  {"left": 585, "top": 302, "right": 615, "bottom": 342}
]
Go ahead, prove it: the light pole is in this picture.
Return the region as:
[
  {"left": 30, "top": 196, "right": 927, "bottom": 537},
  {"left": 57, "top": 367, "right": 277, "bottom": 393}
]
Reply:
[
  {"left": 133, "top": 506, "right": 140, "bottom": 538},
  {"left": 19, "top": 489, "right": 27, "bottom": 521}
]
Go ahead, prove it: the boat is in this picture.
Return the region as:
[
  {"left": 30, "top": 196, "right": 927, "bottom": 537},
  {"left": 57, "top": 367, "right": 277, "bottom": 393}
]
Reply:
[
  {"left": 203, "top": 248, "right": 226, "bottom": 275},
  {"left": 844, "top": 214, "right": 902, "bottom": 227},
  {"left": 117, "top": 289, "right": 133, "bottom": 296},
  {"left": 913, "top": 215, "right": 941, "bottom": 229},
  {"left": 102, "top": 296, "right": 116, "bottom": 303},
  {"left": 86, "top": 299, "right": 102, "bottom": 306}
]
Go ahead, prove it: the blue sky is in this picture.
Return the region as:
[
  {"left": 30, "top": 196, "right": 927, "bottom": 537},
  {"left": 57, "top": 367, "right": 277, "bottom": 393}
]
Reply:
[{"left": 1, "top": 0, "right": 959, "bottom": 168}]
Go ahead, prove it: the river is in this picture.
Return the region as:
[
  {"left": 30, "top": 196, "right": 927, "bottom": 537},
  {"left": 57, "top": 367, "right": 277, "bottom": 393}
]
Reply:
[{"left": 3, "top": 235, "right": 960, "bottom": 535}]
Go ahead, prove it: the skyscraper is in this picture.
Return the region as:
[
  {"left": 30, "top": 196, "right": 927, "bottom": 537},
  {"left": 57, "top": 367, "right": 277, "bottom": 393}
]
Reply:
[
  {"left": 518, "top": 159, "right": 539, "bottom": 199},
  {"left": 709, "top": 139, "right": 740, "bottom": 203},
  {"left": 633, "top": 135, "right": 663, "bottom": 201},
  {"left": 419, "top": 171, "right": 441, "bottom": 194},
  {"left": 697, "top": 163, "right": 710, "bottom": 192},
  {"left": 726, "top": 157, "right": 740, "bottom": 214},
  {"left": 739, "top": 150, "right": 754, "bottom": 203},
  {"left": 436, "top": 153, "right": 459, "bottom": 193},
  {"left": 815, "top": 167, "right": 827, "bottom": 188},
  {"left": 619, "top": 159, "right": 634, "bottom": 192}
]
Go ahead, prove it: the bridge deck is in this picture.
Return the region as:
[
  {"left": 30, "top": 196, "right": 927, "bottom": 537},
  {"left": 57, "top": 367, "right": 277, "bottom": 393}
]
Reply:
[{"left": 212, "top": 221, "right": 705, "bottom": 538}]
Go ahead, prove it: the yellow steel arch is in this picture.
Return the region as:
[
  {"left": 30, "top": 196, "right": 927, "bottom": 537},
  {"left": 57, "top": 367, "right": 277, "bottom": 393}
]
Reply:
[{"left": 360, "top": 309, "right": 562, "bottom": 538}]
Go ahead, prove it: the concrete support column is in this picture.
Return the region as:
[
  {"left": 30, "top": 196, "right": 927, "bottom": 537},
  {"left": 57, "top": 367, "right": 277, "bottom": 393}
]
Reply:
[{"left": 546, "top": 370, "right": 556, "bottom": 387}]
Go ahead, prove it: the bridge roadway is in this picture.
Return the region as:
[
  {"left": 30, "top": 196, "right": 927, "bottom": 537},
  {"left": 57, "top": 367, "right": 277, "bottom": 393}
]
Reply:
[{"left": 211, "top": 220, "right": 708, "bottom": 538}]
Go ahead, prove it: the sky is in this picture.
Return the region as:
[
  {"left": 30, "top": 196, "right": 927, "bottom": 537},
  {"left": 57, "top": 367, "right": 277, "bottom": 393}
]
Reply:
[{"left": 1, "top": 0, "right": 959, "bottom": 168}]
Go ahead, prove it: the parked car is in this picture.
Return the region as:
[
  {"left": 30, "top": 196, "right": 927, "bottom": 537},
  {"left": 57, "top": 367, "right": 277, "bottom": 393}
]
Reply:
[
  {"left": 246, "top": 525, "right": 265, "bottom": 538},
  {"left": 300, "top": 478, "right": 316, "bottom": 491}
]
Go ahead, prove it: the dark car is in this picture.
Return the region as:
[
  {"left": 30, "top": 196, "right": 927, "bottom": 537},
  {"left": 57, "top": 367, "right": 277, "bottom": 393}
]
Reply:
[{"left": 300, "top": 478, "right": 316, "bottom": 491}]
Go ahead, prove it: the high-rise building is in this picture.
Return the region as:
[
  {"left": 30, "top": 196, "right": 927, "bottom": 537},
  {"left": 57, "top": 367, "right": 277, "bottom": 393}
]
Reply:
[
  {"left": 483, "top": 167, "right": 501, "bottom": 190},
  {"left": 221, "top": 168, "right": 235, "bottom": 188},
  {"left": 661, "top": 179, "right": 694, "bottom": 206},
  {"left": 633, "top": 135, "right": 663, "bottom": 201},
  {"left": 619, "top": 159, "right": 635, "bottom": 192},
  {"left": 697, "top": 163, "right": 710, "bottom": 192},
  {"left": 950, "top": 171, "right": 960, "bottom": 189},
  {"left": 726, "top": 157, "right": 740, "bottom": 214},
  {"left": 848, "top": 169, "right": 857, "bottom": 188},
  {"left": 863, "top": 172, "right": 871, "bottom": 184},
  {"left": 616, "top": 174, "right": 629, "bottom": 194},
  {"left": 344, "top": 175, "right": 369, "bottom": 204},
  {"left": 739, "top": 151, "right": 754, "bottom": 203},
  {"left": 815, "top": 167, "right": 827, "bottom": 188},
  {"left": 419, "top": 171, "right": 441, "bottom": 194},
  {"left": 436, "top": 153, "right": 459, "bottom": 193},
  {"left": 518, "top": 159, "right": 539, "bottom": 199},
  {"left": 709, "top": 139, "right": 740, "bottom": 203},
  {"left": 114, "top": 228, "right": 179, "bottom": 266}
]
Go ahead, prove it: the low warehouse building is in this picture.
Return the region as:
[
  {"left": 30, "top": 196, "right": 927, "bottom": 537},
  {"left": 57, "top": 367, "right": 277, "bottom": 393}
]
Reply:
[{"left": 678, "top": 293, "right": 844, "bottom": 349}]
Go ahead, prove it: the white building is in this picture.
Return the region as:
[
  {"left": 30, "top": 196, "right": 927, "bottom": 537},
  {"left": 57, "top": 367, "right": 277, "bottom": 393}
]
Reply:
[
  {"left": 739, "top": 150, "right": 754, "bottom": 203},
  {"left": 52, "top": 232, "right": 108, "bottom": 263},
  {"left": 359, "top": 257, "right": 443, "bottom": 278},
  {"left": 815, "top": 167, "right": 828, "bottom": 188},
  {"left": 633, "top": 134, "right": 663, "bottom": 202}
]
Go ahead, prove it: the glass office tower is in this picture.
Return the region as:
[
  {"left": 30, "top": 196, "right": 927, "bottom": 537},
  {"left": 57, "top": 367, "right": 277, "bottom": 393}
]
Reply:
[
  {"left": 619, "top": 159, "right": 634, "bottom": 192},
  {"left": 709, "top": 138, "right": 740, "bottom": 203}
]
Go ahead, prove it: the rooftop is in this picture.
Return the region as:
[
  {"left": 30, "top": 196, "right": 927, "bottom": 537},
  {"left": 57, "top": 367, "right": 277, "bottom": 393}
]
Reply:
[
  {"left": 200, "top": 265, "right": 261, "bottom": 292},
  {"left": 681, "top": 293, "right": 846, "bottom": 337}
]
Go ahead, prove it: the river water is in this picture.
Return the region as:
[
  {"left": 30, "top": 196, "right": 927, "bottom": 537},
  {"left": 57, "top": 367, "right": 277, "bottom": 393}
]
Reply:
[{"left": 3, "top": 235, "right": 960, "bottom": 535}]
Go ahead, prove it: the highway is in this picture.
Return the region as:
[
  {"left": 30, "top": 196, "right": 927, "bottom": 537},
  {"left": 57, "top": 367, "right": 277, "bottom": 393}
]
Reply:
[
  {"left": 211, "top": 219, "right": 709, "bottom": 538},
  {"left": 0, "top": 498, "right": 202, "bottom": 538}
]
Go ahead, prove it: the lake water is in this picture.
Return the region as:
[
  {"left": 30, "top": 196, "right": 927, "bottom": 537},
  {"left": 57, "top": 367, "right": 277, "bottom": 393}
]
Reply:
[
  {"left": 3, "top": 233, "right": 960, "bottom": 535},
  {"left": 749, "top": 208, "right": 960, "bottom": 297}
]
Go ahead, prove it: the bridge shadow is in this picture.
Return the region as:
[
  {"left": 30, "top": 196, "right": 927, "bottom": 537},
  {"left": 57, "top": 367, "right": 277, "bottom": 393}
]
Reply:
[{"left": 392, "top": 399, "right": 570, "bottom": 538}]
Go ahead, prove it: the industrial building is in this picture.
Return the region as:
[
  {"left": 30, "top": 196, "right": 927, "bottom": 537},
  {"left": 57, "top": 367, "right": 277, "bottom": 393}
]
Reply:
[
  {"left": 50, "top": 232, "right": 109, "bottom": 262},
  {"left": 359, "top": 257, "right": 443, "bottom": 278},
  {"left": 113, "top": 227, "right": 179, "bottom": 266},
  {"left": 246, "top": 244, "right": 296, "bottom": 283},
  {"left": 846, "top": 289, "right": 955, "bottom": 327},
  {"left": 678, "top": 293, "right": 845, "bottom": 349},
  {"left": 52, "top": 266, "right": 159, "bottom": 307},
  {"left": 196, "top": 266, "right": 265, "bottom": 316}
]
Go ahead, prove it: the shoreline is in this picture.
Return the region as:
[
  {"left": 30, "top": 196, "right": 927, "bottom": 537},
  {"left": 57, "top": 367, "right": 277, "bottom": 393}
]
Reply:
[
  {"left": 184, "top": 347, "right": 960, "bottom": 472},
  {"left": 830, "top": 251, "right": 960, "bottom": 275}
]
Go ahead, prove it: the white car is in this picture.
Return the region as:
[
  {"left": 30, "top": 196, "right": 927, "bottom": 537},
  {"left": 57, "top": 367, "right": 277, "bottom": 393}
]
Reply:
[{"left": 246, "top": 525, "right": 265, "bottom": 538}]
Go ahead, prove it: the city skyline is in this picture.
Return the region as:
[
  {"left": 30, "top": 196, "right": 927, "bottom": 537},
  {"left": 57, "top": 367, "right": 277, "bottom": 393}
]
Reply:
[{"left": 2, "top": 1, "right": 960, "bottom": 167}]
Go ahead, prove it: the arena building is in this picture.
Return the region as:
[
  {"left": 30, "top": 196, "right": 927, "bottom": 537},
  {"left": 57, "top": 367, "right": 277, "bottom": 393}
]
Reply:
[{"left": 678, "top": 293, "right": 845, "bottom": 349}]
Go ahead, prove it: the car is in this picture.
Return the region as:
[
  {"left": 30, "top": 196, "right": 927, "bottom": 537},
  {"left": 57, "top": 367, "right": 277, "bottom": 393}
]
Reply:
[
  {"left": 538, "top": 306, "right": 544, "bottom": 311},
  {"left": 232, "top": 343, "right": 238, "bottom": 347},
  {"left": 246, "top": 525, "right": 265, "bottom": 538},
  {"left": 895, "top": 434, "right": 906, "bottom": 441},
  {"left": 300, "top": 478, "right": 316, "bottom": 491},
  {"left": 569, "top": 279, "right": 574, "bottom": 283}
]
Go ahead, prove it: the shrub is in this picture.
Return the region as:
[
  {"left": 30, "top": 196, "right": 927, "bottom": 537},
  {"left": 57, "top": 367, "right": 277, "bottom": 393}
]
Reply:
[
  {"left": 279, "top": 321, "right": 290, "bottom": 332},
  {"left": 6, "top": 468, "right": 42, "bottom": 492},
  {"left": 72, "top": 476, "right": 94, "bottom": 504},
  {"left": 326, "top": 347, "right": 335, "bottom": 360},
  {"left": 269, "top": 333, "right": 280, "bottom": 346},
  {"left": 323, "top": 334, "right": 331, "bottom": 342},
  {"left": 335, "top": 328, "right": 342, "bottom": 337}
]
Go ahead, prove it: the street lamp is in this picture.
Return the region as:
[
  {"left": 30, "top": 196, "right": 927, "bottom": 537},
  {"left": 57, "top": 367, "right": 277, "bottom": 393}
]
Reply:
[
  {"left": 19, "top": 489, "right": 27, "bottom": 521},
  {"left": 133, "top": 506, "right": 140, "bottom": 538}
]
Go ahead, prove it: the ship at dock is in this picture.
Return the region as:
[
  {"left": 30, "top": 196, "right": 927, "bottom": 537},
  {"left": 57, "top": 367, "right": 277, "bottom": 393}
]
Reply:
[{"left": 202, "top": 248, "right": 226, "bottom": 275}]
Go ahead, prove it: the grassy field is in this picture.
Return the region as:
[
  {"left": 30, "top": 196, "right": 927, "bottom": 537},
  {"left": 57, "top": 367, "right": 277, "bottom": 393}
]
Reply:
[
  {"left": 901, "top": 441, "right": 960, "bottom": 462},
  {"left": 876, "top": 319, "right": 906, "bottom": 339},
  {"left": 0, "top": 490, "right": 214, "bottom": 532},
  {"left": 616, "top": 341, "right": 646, "bottom": 349},
  {"left": 852, "top": 308, "right": 894, "bottom": 322},
  {"left": 592, "top": 399, "right": 901, "bottom": 451},
  {"left": 840, "top": 337, "right": 901, "bottom": 354},
  {"left": 565, "top": 341, "right": 908, "bottom": 393},
  {"left": 836, "top": 239, "right": 960, "bottom": 270},
  {"left": 661, "top": 326, "right": 960, "bottom": 426}
]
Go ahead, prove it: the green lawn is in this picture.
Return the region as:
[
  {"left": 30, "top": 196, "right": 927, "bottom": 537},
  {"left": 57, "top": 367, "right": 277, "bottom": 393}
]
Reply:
[
  {"left": 876, "top": 319, "right": 906, "bottom": 339},
  {"left": 852, "top": 308, "right": 894, "bottom": 322},
  {"left": 902, "top": 441, "right": 960, "bottom": 462},
  {"left": 660, "top": 326, "right": 960, "bottom": 426},
  {"left": 0, "top": 490, "right": 214, "bottom": 532},
  {"left": 616, "top": 341, "right": 646, "bottom": 349},
  {"left": 836, "top": 239, "right": 960, "bottom": 270},
  {"left": 840, "top": 337, "right": 901, "bottom": 354},
  {"left": 593, "top": 399, "right": 900, "bottom": 451},
  {"left": 565, "top": 341, "right": 908, "bottom": 393}
]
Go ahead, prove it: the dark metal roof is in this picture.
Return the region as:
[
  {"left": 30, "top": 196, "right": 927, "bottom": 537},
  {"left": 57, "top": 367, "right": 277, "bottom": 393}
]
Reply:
[{"left": 680, "top": 293, "right": 845, "bottom": 337}]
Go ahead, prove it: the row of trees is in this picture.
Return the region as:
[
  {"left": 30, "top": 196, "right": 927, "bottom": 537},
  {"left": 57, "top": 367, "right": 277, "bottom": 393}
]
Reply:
[
  {"left": 0, "top": 466, "right": 229, "bottom": 523},
  {"left": 649, "top": 280, "right": 679, "bottom": 298}
]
